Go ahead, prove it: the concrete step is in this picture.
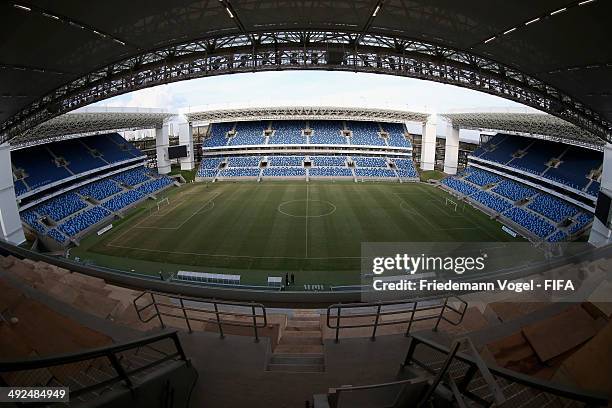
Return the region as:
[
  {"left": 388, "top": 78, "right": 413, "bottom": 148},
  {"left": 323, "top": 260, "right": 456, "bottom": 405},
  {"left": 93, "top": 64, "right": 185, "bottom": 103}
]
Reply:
[
  {"left": 273, "top": 344, "right": 324, "bottom": 354},
  {"left": 285, "top": 320, "right": 321, "bottom": 330},
  {"left": 282, "top": 330, "right": 322, "bottom": 340},
  {"left": 279, "top": 336, "right": 322, "bottom": 345},
  {"left": 291, "top": 313, "right": 321, "bottom": 321},
  {"left": 269, "top": 354, "right": 324, "bottom": 365},
  {"left": 267, "top": 363, "right": 325, "bottom": 373}
]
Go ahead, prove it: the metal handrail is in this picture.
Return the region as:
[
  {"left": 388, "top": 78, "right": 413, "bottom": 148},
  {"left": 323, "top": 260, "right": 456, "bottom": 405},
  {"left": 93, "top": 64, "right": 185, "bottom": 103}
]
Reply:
[
  {"left": 326, "top": 295, "right": 467, "bottom": 342},
  {"left": 133, "top": 290, "right": 268, "bottom": 342},
  {"left": 0, "top": 331, "right": 187, "bottom": 398},
  {"left": 403, "top": 334, "right": 609, "bottom": 407}
]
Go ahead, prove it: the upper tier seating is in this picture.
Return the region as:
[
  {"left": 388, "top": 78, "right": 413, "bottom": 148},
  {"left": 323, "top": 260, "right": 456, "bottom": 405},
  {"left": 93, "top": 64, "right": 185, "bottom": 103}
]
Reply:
[
  {"left": 477, "top": 135, "right": 532, "bottom": 164},
  {"left": 59, "top": 207, "right": 111, "bottom": 236},
  {"left": 508, "top": 142, "right": 565, "bottom": 175},
  {"left": 229, "top": 121, "right": 266, "bottom": 146},
  {"left": 491, "top": 179, "right": 537, "bottom": 202},
  {"left": 269, "top": 156, "right": 304, "bottom": 166},
  {"left": 107, "top": 133, "right": 142, "bottom": 157},
  {"left": 382, "top": 123, "right": 411, "bottom": 148},
  {"left": 263, "top": 167, "right": 306, "bottom": 177},
  {"left": 50, "top": 139, "right": 107, "bottom": 174},
  {"left": 587, "top": 181, "right": 600, "bottom": 196},
  {"left": 309, "top": 121, "right": 345, "bottom": 144},
  {"left": 35, "top": 193, "right": 87, "bottom": 222},
  {"left": 78, "top": 178, "right": 122, "bottom": 201},
  {"left": 347, "top": 121, "right": 385, "bottom": 146},
  {"left": 82, "top": 134, "right": 138, "bottom": 164},
  {"left": 227, "top": 157, "right": 261, "bottom": 167},
  {"left": 11, "top": 146, "right": 72, "bottom": 191},
  {"left": 204, "top": 122, "right": 234, "bottom": 147},
  {"left": 544, "top": 148, "right": 602, "bottom": 190},
  {"left": 473, "top": 134, "right": 602, "bottom": 194},
  {"left": 353, "top": 157, "right": 387, "bottom": 167},
  {"left": 527, "top": 194, "right": 579, "bottom": 222},
  {"left": 311, "top": 156, "right": 346, "bottom": 167},
  {"left": 11, "top": 134, "right": 144, "bottom": 195},
  {"left": 464, "top": 168, "right": 502, "bottom": 186},
  {"left": 503, "top": 207, "right": 555, "bottom": 238},
  {"left": 309, "top": 167, "right": 353, "bottom": 177},
  {"left": 113, "top": 168, "right": 150, "bottom": 186},
  {"left": 269, "top": 121, "right": 305, "bottom": 144}
]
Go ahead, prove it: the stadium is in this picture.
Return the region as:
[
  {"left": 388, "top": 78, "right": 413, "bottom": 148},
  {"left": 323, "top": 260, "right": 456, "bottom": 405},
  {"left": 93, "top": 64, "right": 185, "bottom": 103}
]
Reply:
[{"left": 0, "top": 1, "right": 611, "bottom": 408}]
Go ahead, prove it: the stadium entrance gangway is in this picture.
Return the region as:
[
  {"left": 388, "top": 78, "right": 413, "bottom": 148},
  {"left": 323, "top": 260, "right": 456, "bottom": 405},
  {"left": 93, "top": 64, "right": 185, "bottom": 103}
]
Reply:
[
  {"left": 133, "top": 290, "right": 268, "bottom": 342},
  {"left": 326, "top": 296, "right": 468, "bottom": 342}
]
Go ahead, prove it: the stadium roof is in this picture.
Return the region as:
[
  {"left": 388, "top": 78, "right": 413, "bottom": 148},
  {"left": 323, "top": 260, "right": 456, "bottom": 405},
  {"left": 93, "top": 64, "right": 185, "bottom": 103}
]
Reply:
[
  {"left": 440, "top": 111, "right": 602, "bottom": 150},
  {"left": 185, "top": 106, "right": 428, "bottom": 125},
  {"left": 1, "top": 0, "right": 611, "bottom": 143},
  {"left": 12, "top": 107, "right": 173, "bottom": 149}
]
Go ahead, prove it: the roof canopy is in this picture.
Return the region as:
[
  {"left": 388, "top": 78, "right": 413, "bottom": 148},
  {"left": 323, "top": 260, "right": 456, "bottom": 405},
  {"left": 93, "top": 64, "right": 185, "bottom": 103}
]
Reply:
[{"left": 2, "top": 0, "right": 610, "bottom": 142}]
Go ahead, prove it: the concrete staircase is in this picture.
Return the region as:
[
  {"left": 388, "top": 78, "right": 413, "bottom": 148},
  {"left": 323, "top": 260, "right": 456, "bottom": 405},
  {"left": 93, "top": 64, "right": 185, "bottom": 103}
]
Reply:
[{"left": 267, "top": 310, "right": 325, "bottom": 373}]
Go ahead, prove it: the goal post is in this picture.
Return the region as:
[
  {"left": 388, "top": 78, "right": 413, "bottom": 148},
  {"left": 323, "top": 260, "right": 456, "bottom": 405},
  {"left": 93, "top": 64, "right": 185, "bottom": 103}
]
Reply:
[
  {"left": 150, "top": 197, "right": 170, "bottom": 214},
  {"left": 445, "top": 197, "right": 458, "bottom": 212}
]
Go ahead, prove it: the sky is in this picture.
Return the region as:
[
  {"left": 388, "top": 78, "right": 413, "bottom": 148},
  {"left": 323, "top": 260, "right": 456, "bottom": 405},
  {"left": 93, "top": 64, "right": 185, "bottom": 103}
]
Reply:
[
  {"left": 93, "top": 70, "right": 532, "bottom": 113},
  {"left": 91, "top": 71, "right": 537, "bottom": 141}
]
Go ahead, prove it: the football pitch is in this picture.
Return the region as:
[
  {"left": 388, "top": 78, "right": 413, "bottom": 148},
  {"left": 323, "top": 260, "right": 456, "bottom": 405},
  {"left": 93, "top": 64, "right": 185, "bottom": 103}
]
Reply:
[{"left": 72, "top": 181, "right": 521, "bottom": 286}]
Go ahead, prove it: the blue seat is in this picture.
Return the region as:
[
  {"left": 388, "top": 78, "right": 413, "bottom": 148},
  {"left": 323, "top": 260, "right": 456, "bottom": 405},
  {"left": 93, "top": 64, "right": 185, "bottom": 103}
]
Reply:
[
  {"left": 347, "top": 121, "right": 385, "bottom": 146},
  {"left": 309, "top": 121, "right": 345, "bottom": 144},
  {"left": 204, "top": 123, "right": 234, "bottom": 147},
  {"left": 35, "top": 193, "right": 87, "bottom": 222},
  {"left": 269, "top": 121, "right": 306, "bottom": 144}
]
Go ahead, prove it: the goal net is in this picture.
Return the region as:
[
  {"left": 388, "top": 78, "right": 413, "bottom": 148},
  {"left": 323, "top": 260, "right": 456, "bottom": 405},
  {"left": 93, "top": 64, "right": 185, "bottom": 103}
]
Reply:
[
  {"left": 151, "top": 197, "right": 170, "bottom": 214},
  {"left": 445, "top": 198, "right": 458, "bottom": 212}
]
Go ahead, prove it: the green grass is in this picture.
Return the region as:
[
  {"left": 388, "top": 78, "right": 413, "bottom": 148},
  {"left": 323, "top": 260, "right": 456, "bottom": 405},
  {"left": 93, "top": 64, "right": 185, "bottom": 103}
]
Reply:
[
  {"left": 71, "top": 181, "right": 522, "bottom": 286},
  {"left": 420, "top": 170, "right": 446, "bottom": 182}
]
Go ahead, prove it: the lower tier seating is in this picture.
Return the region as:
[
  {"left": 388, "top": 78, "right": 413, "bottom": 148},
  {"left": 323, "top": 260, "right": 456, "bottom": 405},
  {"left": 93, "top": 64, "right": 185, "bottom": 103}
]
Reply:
[
  {"left": 59, "top": 207, "right": 111, "bottom": 236},
  {"left": 263, "top": 167, "right": 306, "bottom": 177},
  {"left": 309, "top": 167, "right": 352, "bottom": 177},
  {"left": 21, "top": 168, "right": 174, "bottom": 244},
  {"left": 503, "top": 207, "right": 555, "bottom": 238},
  {"left": 442, "top": 166, "right": 593, "bottom": 242}
]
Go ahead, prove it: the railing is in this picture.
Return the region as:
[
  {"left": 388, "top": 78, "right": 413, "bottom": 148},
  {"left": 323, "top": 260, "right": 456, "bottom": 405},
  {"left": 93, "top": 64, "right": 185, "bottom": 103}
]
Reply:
[
  {"left": 326, "top": 296, "right": 467, "bottom": 342},
  {"left": 402, "top": 334, "right": 609, "bottom": 408},
  {"left": 134, "top": 290, "right": 268, "bottom": 342},
  {"left": 0, "top": 331, "right": 187, "bottom": 399}
]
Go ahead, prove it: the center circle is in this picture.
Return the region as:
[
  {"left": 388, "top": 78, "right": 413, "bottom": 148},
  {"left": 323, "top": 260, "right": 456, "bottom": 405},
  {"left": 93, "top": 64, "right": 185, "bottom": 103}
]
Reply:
[{"left": 278, "top": 200, "right": 336, "bottom": 218}]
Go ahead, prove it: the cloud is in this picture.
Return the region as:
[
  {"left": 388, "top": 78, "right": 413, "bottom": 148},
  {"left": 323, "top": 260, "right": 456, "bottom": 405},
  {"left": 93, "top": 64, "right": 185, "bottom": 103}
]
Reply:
[{"left": 91, "top": 70, "right": 533, "bottom": 114}]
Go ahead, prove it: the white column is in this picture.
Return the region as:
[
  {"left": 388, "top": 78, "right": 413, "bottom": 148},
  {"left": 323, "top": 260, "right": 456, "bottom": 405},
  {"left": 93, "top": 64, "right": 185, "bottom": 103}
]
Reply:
[
  {"left": 444, "top": 124, "right": 460, "bottom": 175},
  {"left": 177, "top": 114, "right": 195, "bottom": 171},
  {"left": 155, "top": 124, "right": 171, "bottom": 175},
  {"left": 589, "top": 143, "right": 611, "bottom": 246},
  {"left": 420, "top": 115, "right": 437, "bottom": 171},
  {"left": 0, "top": 143, "right": 25, "bottom": 245}
]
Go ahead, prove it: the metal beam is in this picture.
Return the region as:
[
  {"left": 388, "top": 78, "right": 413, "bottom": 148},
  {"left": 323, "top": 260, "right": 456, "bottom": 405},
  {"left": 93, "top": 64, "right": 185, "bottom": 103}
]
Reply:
[{"left": 1, "top": 30, "right": 610, "bottom": 144}]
